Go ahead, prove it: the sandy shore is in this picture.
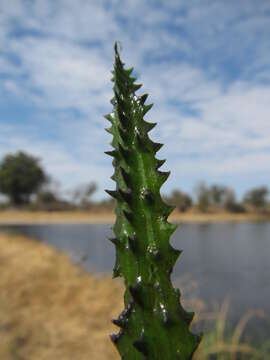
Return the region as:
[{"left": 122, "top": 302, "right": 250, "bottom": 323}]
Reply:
[
  {"left": 0, "top": 210, "right": 269, "bottom": 224},
  {"left": 0, "top": 232, "right": 123, "bottom": 359},
  {"left": 0, "top": 210, "right": 115, "bottom": 224}
]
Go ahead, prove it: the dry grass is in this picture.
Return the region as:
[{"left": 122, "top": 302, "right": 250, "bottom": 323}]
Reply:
[
  {"left": 0, "top": 210, "right": 269, "bottom": 225},
  {"left": 0, "top": 232, "right": 123, "bottom": 359},
  {"left": 194, "top": 298, "right": 267, "bottom": 360}
]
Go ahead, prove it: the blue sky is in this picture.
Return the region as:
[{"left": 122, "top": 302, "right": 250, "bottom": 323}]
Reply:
[{"left": 0, "top": 0, "right": 270, "bottom": 200}]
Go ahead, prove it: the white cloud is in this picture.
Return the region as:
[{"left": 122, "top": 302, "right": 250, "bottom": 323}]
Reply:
[
  {"left": 7, "top": 37, "right": 110, "bottom": 111},
  {"left": 138, "top": 63, "right": 270, "bottom": 196},
  {"left": 0, "top": 0, "right": 270, "bottom": 199}
]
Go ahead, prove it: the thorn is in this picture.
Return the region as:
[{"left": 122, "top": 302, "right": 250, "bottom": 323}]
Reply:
[
  {"left": 171, "top": 248, "right": 182, "bottom": 264},
  {"left": 121, "top": 300, "right": 134, "bottom": 322},
  {"left": 112, "top": 318, "right": 122, "bottom": 327},
  {"left": 113, "top": 83, "right": 121, "bottom": 96},
  {"left": 151, "top": 141, "right": 163, "bottom": 153},
  {"left": 161, "top": 221, "right": 177, "bottom": 238},
  {"left": 175, "top": 288, "right": 181, "bottom": 300},
  {"left": 104, "top": 113, "right": 113, "bottom": 122},
  {"left": 105, "top": 189, "right": 120, "bottom": 200},
  {"left": 183, "top": 311, "right": 195, "bottom": 325},
  {"left": 142, "top": 103, "right": 153, "bottom": 115},
  {"left": 112, "top": 315, "right": 128, "bottom": 328},
  {"left": 104, "top": 150, "right": 118, "bottom": 158},
  {"left": 167, "top": 222, "right": 177, "bottom": 236},
  {"left": 110, "top": 97, "right": 116, "bottom": 106},
  {"left": 110, "top": 329, "right": 123, "bottom": 344},
  {"left": 128, "top": 234, "right": 137, "bottom": 252},
  {"left": 163, "top": 204, "right": 175, "bottom": 218},
  {"left": 142, "top": 189, "right": 155, "bottom": 204},
  {"left": 157, "top": 170, "right": 170, "bottom": 183},
  {"left": 132, "top": 83, "right": 142, "bottom": 91},
  {"left": 118, "top": 126, "right": 128, "bottom": 141},
  {"left": 127, "top": 298, "right": 135, "bottom": 310},
  {"left": 105, "top": 127, "right": 113, "bottom": 134},
  {"left": 144, "top": 121, "right": 156, "bottom": 133},
  {"left": 125, "top": 67, "right": 134, "bottom": 76},
  {"left": 197, "top": 332, "right": 204, "bottom": 343},
  {"left": 156, "top": 159, "right": 166, "bottom": 170},
  {"left": 133, "top": 330, "right": 148, "bottom": 356},
  {"left": 112, "top": 304, "right": 132, "bottom": 328},
  {"left": 110, "top": 333, "right": 118, "bottom": 343},
  {"left": 109, "top": 237, "right": 120, "bottom": 246},
  {"left": 129, "top": 283, "right": 143, "bottom": 305},
  {"left": 135, "top": 132, "right": 148, "bottom": 151},
  {"left": 119, "top": 166, "right": 130, "bottom": 184},
  {"left": 119, "top": 188, "right": 132, "bottom": 204},
  {"left": 115, "top": 93, "right": 128, "bottom": 113},
  {"left": 119, "top": 143, "right": 131, "bottom": 161},
  {"left": 139, "top": 93, "right": 148, "bottom": 105},
  {"left": 114, "top": 41, "right": 119, "bottom": 55},
  {"left": 118, "top": 111, "right": 129, "bottom": 128},
  {"left": 122, "top": 300, "right": 134, "bottom": 317},
  {"left": 123, "top": 209, "right": 133, "bottom": 223},
  {"left": 112, "top": 263, "right": 121, "bottom": 278}
]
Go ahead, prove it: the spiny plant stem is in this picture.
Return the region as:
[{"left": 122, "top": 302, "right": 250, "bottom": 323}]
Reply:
[{"left": 105, "top": 42, "right": 201, "bottom": 359}]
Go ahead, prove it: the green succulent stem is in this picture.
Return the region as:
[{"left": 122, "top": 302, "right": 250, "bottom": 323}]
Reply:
[{"left": 105, "top": 43, "right": 201, "bottom": 359}]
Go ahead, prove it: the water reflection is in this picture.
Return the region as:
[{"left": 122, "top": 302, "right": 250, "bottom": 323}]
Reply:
[{"left": 1, "top": 222, "right": 269, "bottom": 318}]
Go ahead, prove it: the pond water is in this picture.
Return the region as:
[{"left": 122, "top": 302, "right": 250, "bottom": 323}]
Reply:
[{"left": 1, "top": 222, "right": 269, "bottom": 328}]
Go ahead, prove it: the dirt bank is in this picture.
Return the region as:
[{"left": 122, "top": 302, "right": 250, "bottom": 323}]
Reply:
[
  {"left": 0, "top": 232, "right": 123, "bottom": 359},
  {"left": 0, "top": 210, "right": 269, "bottom": 224}
]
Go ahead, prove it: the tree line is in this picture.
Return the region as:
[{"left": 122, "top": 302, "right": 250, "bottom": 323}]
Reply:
[
  {"left": 165, "top": 183, "right": 269, "bottom": 214},
  {"left": 0, "top": 151, "right": 269, "bottom": 213}
]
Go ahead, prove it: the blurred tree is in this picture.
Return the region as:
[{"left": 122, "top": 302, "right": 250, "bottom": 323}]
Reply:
[
  {"left": 167, "top": 189, "right": 192, "bottom": 212},
  {"left": 194, "top": 182, "right": 210, "bottom": 212},
  {"left": 0, "top": 151, "right": 47, "bottom": 205},
  {"left": 35, "top": 189, "right": 74, "bottom": 211},
  {"left": 208, "top": 184, "right": 245, "bottom": 213},
  {"left": 209, "top": 184, "right": 227, "bottom": 206},
  {"left": 36, "top": 190, "right": 58, "bottom": 204},
  {"left": 223, "top": 188, "right": 245, "bottom": 213},
  {"left": 72, "top": 182, "right": 97, "bottom": 208},
  {"left": 243, "top": 186, "right": 269, "bottom": 211}
]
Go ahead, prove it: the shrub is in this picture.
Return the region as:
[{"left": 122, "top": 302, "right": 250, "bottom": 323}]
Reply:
[{"left": 0, "top": 151, "right": 47, "bottom": 205}]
